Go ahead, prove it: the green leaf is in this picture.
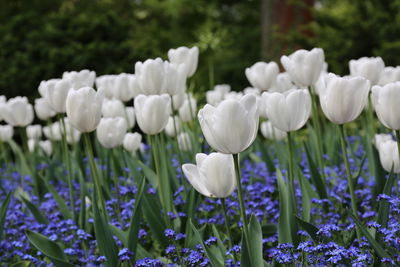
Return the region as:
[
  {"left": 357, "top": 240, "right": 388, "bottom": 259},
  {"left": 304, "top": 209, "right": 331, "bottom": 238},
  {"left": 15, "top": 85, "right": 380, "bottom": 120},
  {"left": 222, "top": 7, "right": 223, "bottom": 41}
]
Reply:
[
  {"left": 303, "top": 143, "right": 328, "bottom": 200},
  {"left": 376, "top": 171, "right": 396, "bottom": 243},
  {"left": 127, "top": 177, "right": 146, "bottom": 259},
  {"left": 298, "top": 172, "right": 318, "bottom": 222},
  {"left": 276, "top": 169, "right": 293, "bottom": 244},
  {"left": 262, "top": 224, "right": 277, "bottom": 237},
  {"left": 25, "top": 230, "right": 75, "bottom": 267},
  {"left": 351, "top": 214, "right": 392, "bottom": 260},
  {"left": 41, "top": 177, "right": 72, "bottom": 220},
  {"left": 142, "top": 192, "right": 168, "bottom": 247},
  {"left": 109, "top": 224, "right": 127, "bottom": 246},
  {"left": 247, "top": 215, "right": 264, "bottom": 267},
  {"left": 92, "top": 193, "right": 119, "bottom": 267},
  {"left": 373, "top": 145, "right": 389, "bottom": 197},
  {"left": 7, "top": 140, "right": 32, "bottom": 175},
  {"left": 190, "top": 220, "right": 224, "bottom": 267},
  {"left": 0, "top": 191, "right": 12, "bottom": 242},
  {"left": 10, "top": 260, "right": 31, "bottom": 267},
  {"left": 21, "top": 197, "right": 48, "bottom": 225},
  {"left": 295, "top": 216, "right": 324, "bottom": 242}
]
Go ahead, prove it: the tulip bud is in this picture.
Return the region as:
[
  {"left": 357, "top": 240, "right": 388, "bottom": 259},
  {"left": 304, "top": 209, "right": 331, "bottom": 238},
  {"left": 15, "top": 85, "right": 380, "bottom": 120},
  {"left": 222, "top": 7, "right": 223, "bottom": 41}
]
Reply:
[
  {"left": 0, "top": 125, "right": 13, "bottom": 142},
  {"left": 96, "top": 117, "right": 127, "bottom": 148},
  {"left": 214, "top": 84, "right": 231, "bottom": 95},
  {"left": 177, "top": 132, "right": 192, "bottom": 151},
  {"left": 34, "top": 98, "right": 56, "bottom": 121},
  {"left": 224, "top": 91, "right": 243, "bottom": 101},
  {"left": 66, "top": 87, "right": 103, "bottom": 133},
  {"left": 96, "top": 75, "right": 116, "bottom": 99},
  {"left": 26, "top": 125, "right": 42, "bottom": 140},
  {"left": 114, "top": 73, "right": 136, "bottom": 102},
  {"left": 182, "top": 153, "right": 236, "bottom": 198},
  {"left": 0, "top": 96, "right": 6, "bottom": 122},
  {"left": 39, "top": 140, "right": 53, "bottom": 156},
  {"left": 43, "top": 122, "right": 62, "bottom": 141},
  {"left": 374, "top": 133, "right": 393, "bottom": 150},
  {"left": 245, "top": 61, "right": 279, "bottom": 91},
  {"left": 165, "top": 116, "right": 182, "bottom": 137},
  {"left": 44, "top": 78, "right": 72, "bottom": 113},
  {"left": 28, "top": 139, "right": 37, "bottom": 152},
  {"left": 319, "top": 74, "right": 370, "bottom": 124},
  {"left": 198, "top": 94, "right": 259, "bottom": 154},
  {"left": 2, "top": 97, "right": 34, "bottom": 127},
  {"left": 378, "top": 66, "right": 400, "bottom": 86},
  {"left": 125, "top": 107, "right": 136, "bottom": 128},
  {"left": 134, "top": 94, "right": 171, "bottom": 135},
  {"left": 260, "top": 121, "right": 287, "bottom": 141},
  {"left": 179, "top": 96, "right": 197, "bottom": 122},
  {"left": 168, "top": 46, "right": 199, "bottom": 77},
  {"left": 270, "top": 73, "right": 295, "bottom": 93},
  {"left": 378, "top": 139, "right": 400, "bottom": 173},
  {"left": 172, "top": 93, "right": 186, "bottom": 110},
  {"left": 165, "top": 62, "right": 187, "bottom": 95},
  {"left": 281, "top": 48, "right": 325, "bottom": 87},
  {"left": 372, "top": 82, "right": 400, "bottom": 130},
  {"left": 123, "top": 132, "right": 142, "bottom": 153},
  {"left": 349, "top": 57, "right": 384, "bottom": 85},
  {"left": 135, "top": 58, "right": 168, "bottom": 95},
  {"left": 262, "top": 89, "right": 311, "bottom": 132},
  {"left": 63, "top": 69, "right": 96, "bottom": 89},
  {"left": 62, "top": 118, "right": 81, "bottom": 144},
  {"left": 102, "top": 99, "right": 126, "bottom": 118},
  {"left": 206, "top": 90, "right": 224, "bottom": 106}
]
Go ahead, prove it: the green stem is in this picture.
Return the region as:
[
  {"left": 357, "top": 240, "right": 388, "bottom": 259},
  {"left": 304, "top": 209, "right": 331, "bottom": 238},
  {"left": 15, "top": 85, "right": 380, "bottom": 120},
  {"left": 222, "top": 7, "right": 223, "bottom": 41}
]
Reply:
[
  {"left": 338, "top": 124, "right": 361, "bottom": 239},
  {"left": 111, "top": 149, "right": 121, "bottom": 221},
  {"left": 232, "top": 153, "right": 251, "bottom": 261},
  {"left": 60, "top": 116, "right": 75, "bottom": 220},
  {"left": 287, "top": 132, "right": 297, "bottom": 215},
  {"left": 83, "top": 133, "right": 107, "bottom": 217},
  {"left": 395, "top": 131, "right": 400, "bottom": 195},
  {"left": 221, "top": 198, "right": 237, "bottom": 262}
]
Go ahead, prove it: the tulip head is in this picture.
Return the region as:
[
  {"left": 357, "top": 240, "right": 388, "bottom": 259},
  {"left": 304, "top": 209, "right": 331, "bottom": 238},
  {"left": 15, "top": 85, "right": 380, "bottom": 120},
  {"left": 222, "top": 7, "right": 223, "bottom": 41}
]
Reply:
[
  {"left": 66, "top": 87, "right": 104, "bottom": 133},
  {"left": 123, "top": 132, "right": 142, "bottom": 154},
  {"left": 281, "top": 48, "right": 325, "bottom": 87},
  {"left": 39, "top": 140, "right": 53, "bottom": 156},
  {"left": 372, "top": 82, "right": 400, "bottom": 130},
  {"left": 102, "top": 99, "right": 126, "bottom": 118},
  {"left": 177, "top": 132, "right": 192, "bottom": 151},
  {"left": 198, "top": 94, "right": 259, "bottom": 154},
  {"left": 168, "top": 46, "right": 199, "bottom": 77},
  {"left": 260, "top": 121, "right": 287, "bottom": 141},
  {"left": 96, "top": 117, "right": 127, "bottom": 148},
  {"left": 2, "top": 97, "right": 34, "bottom": 127},
  {"left": 262, "top": 89, "right": 311, "bottom": 132},
  {"left": 349, "top": 57, "right": 384, "bottom": 85},
  {"left": 179, "top": 95, "right": 197, "bottom": 122},
  {"left": 0, "top": 125, "right": 13, "bottom": 142},
  {"left": 378, "top": 66, "right": 400, "bottom": 86},
  {"left": 165, "top": 116, "right": 182, "bottom": 137},
  {"left": 182, "top": 153, "right": 236, "bottom": 198},
  {"left": 63, "top": 69, "right": 96, "bottom": 89},
  {"left": 34, "top": 98, "right": 56, "bottom": 121},
  {"left": 319, "top": 74, "right": 370, "bottom": 124},
  {"left": 245, "top": 61, "right": 279, "bottom": 91},
  {"left": 26, "top": 125, "right": 42, "bottom": 140},
  {"left": 134, "top": 94, "right": 171, "bottom": 135},
  {"left": 135, "top": 58, "right": 168, "bottom": 95},
  {"left": 378, "top": 139, "right": 400, "bottom": 173}
]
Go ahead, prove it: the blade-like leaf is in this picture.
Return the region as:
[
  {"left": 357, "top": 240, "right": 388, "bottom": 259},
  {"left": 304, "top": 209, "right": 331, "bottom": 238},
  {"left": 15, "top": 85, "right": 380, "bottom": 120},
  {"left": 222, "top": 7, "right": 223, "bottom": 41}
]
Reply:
[
  {"left": 10, "top": 261, "right": 31, "bottom": 267},
  {"left": 295, "top": 216, "right": 326, "bottom": 242},
  {"left": 0, "top": 192, "right": 12, "bottom": 242},
  {"left": 247, "top": 215, "right": 264, "bottom": 267},
  {"left": 303, "top": 143, "right": 328, "bottom": 200},
  {"left": 298, "top": 172, "right": 318, "bottom": 222},
  {"left": 41, "top": 178, "right": 72, "bottom": 220},
  {"left": 142, "top": 192, "right": 168, "bottom": 247},
  {"left": 25, "top": 230, "right": 75, "bottom": 267},
  {"left": 21, "top": 197, "right": 48, "bottom": 225},
  {"left": 276, "top": 169, "right": 293, "bottom": 244}
]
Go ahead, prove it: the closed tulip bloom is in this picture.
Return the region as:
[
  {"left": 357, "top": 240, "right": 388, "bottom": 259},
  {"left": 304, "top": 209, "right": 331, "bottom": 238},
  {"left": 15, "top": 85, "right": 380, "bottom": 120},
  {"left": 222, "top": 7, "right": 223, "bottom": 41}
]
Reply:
[
  {"left": 378, "top": 139, "right": 400, "bottom": 173},
  {"left": 114, "top": 73, "right": 135, "bottom": 102},
  {"left": 102, "top": 99, "right": 126, "bottom": 118},
  {"left": 281, "top": 48, "right": 325, "bottom": 87},
  {"left": 262, "top": 89, "right": 311, "bottom": 132},
  {"left": 165, "top": 116, "right": 182, "bottom": 137},
  {"left": 134, "top": 94, "right": 171, "bottom": 135},
  {"left": 34, "top": 98, "right": 56, "bottom": 121},
  {"left": 123, "top": 132, "right": 142, "bottom": 153},
  {"left": 349, "top": 57, "right": 384, "bottom": 85},
  {"left": 0, "top": 96, "right": 6, "bottom": 121},
  {"left": 28, "top": 139, "right": 37, "bottom": 152},
  {"left": 0, "top": 125, "right": 13, "bottom": 142},
  {"left": 214, "top": 84, "right": 231, "bottom": 95},
  {"left": 177, "top": 132, "right": 192, "bottom": 151},
  {"left": 260, "top": 121, "right": 287, "bottom": 141},
  {"left": 96, "top": 117, "right": 127, "bottom": 148},
  {"left": 374, "top": 133, "right": 393, "bottom": 150},
  {"left": 135, "top": 58, "right": 168, "bottom": 95},
  {"left": 125, "top": 107, "right": 136, "bottom": 128},
  {"left": 179, "top": 96, "right": 197, "bottom": 122},
  {"left": 168, "top": 46, "right": 199, "bottom": 77},
  {"left": 62, "top": 118, "right": 81, "bottom": 144},
  {"left": 319, "top": 74, "right": 370, "bottom": 124},
  {"left": 26, "top": 125, "right": 42, "bottom": 140},
  {"left": 63, "top": 69, "right": 96, "bottom": 89},
  {"left": 379, "top": 66, "right": 400, "bottom": 85},
  {"left": 172, "top": 93, "right": 186, "bottom": 110},
  {"left": 66, "top": 87, "right": 104, "bottom": 133},
  {"left": 372, "top": 82, "right": 400, "bottom": 130},
  {"left": 206, "top": 90, "right": 224, "bottom": 106},
  {"left": 245, "top": 61, "right": 279, "bottom": 91},
  {"left": 165, "top": 62, "right": 187, "bottom": 95},
  {"left": 43, "top": 122, "right": 62, "bottom": 141},
  {"left": 198, "top": 94, "right": 259, "bottom": 154},
  {"left": 182, "top": 153, "right": 236, "bottom": 198},
  {"left": 2, "top": 97, "right": 34, "bottom": 127},
  {"left": 39, "top": 140, "right": 53, "bottom": 156},
  {"left": 96, "top": 74, "right": 117, "bottom": 99},
  {"left": 244, "top": 87, "right": 261, "bottom": 96},
  {"left": 224, "top": 91, "right": 244, "bottom": 101},
  {"left": 44, "top": 78, "right": 72, "bottom": 113}
]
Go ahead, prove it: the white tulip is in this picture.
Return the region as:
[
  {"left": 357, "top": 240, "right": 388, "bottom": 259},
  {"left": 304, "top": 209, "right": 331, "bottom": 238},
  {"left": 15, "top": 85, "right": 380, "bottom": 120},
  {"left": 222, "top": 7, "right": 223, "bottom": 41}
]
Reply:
[
  {"left": 102, "top": 99, "right": 126, "bottom": 118},
  {"left": 63, "top": 69, "right": 96, "bottom": 89},
  {"left": 165, "top": 116, "right": 182, "bottom": 137},
  {"left": 135, "top": 58, "right": 168, "bottom": 95},
  {"left": 177, "top": 132, "right": 192, "bottom": 151},
  {"left": 179, "top": 96, "right": 197, "bottom": 122},
  {"left": 270, "top": 73, "right": 295, "bottom": 93},
  {"left": 206, "top": 90, "right": 224, "bottom": 106},
  {"left": 43, "top": 78, "right": 72, "bottom": 113},
  {"left": 372, "top": 82, "right": 400, "bottom": 130},
  {"left": 123, "top": 132, "right": 142, "bottom": 154},
  {"left": 260, "top": 121, "right": 287, "bottom": 141},
  {"left": 26, "top": 125, "right": 42, "bottom": 140},
  {"left": 2, "top": 97, "right": 34, "bottom": 127},
  {"left": 39, "top": 140, "right": 53, "bottom": 156},
  {"left": 262, "top": 89, "right": 311, "bottom": 132},
  {"left": 378, "top": 139, "right": 400, "bottom": 173},
  {"left": 168, "top": 46, "right": 199, "bottom": 77},
  {"left": 96, "top": 117, "right": 127, "bottom": 148},
  {"left": 245, "top": 61, "right": 279, "bottom": 91},
  {"left": 114, "top": 73, "right": 135, "bottom": 102},
  {"left": 214, "top": 84, "right": 231, "bottom": 95},
  {"left": 165, "top": 62, "right": 187, "bottom": 95},
  {"left": 349, "top": 57, "right": 384, "bottom": 85},
  {"left": 379, "top": 66, "right": 400, "bottom": 86},
  {"left": 43, "top": 122, "right": 62, "bottom": 141},
  {"left": 28, "top": 139, "right": 37, "bottom": 152},
  {"left": 182, "top": 153, "right": 236, "bottom": 198},
  {"left": 34, "top": 98, "right": 56, "bottom": 121},
  {"left": 0, "top": 125, "right": 13, "bottom": 142},
  {"left": 125, "top": 107, "right": 136, "bottom": 128},
  {"left": 374, "top": 133, "right": 393, "bottom": 150},
  {"left": 281, "top": 48, "right": 325, "bottom": 87}
]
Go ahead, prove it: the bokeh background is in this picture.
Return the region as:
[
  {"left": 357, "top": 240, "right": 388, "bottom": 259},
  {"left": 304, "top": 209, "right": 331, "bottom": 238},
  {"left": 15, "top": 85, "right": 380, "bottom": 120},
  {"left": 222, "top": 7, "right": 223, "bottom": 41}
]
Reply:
[{"left": 1, "top": 0, "right": 400, "bottom": 98}]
